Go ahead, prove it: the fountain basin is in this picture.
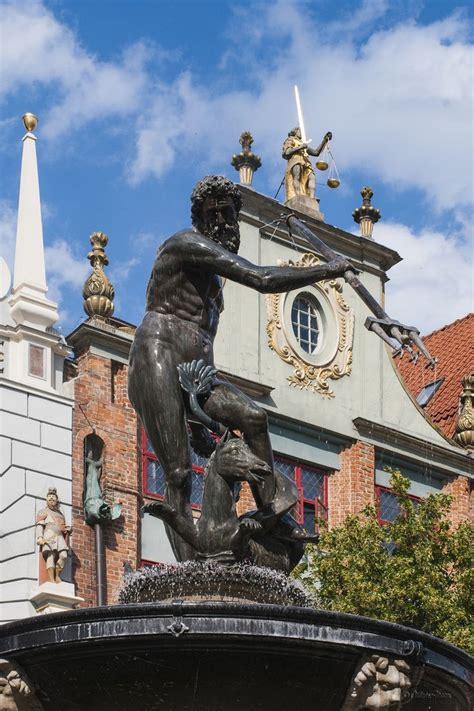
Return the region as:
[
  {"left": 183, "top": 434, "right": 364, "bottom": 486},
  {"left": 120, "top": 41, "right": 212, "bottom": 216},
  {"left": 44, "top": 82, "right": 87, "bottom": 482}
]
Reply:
[{"left": 1, "top": 602, "right": 472, "bottom": 710}]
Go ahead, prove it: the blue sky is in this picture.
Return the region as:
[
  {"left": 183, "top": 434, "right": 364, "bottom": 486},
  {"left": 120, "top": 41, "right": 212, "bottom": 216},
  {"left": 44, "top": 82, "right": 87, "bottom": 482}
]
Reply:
[{"left": 0, "top": 0, "right": 472, "bottom": 334}]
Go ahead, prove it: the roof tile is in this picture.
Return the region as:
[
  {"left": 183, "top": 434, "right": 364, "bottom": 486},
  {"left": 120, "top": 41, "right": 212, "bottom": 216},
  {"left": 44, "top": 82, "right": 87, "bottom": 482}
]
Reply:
[{"left": 396, "top": 313, "right": 474, "bottom": 439}]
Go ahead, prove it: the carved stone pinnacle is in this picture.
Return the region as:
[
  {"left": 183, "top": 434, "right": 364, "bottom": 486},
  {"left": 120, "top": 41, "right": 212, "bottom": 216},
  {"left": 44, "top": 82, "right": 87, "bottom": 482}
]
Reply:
[
  {"left": 82, "top": 231, "right": 115, "bottom": 318},
  {"left": 231, "top": 131, "right": 262, "bottom": 186},
  {"left": 454, "top": 373, "right": 474, "bottom": 450},
  {"left": 352, "top": 186, "right": 381, "bottom": 239}
]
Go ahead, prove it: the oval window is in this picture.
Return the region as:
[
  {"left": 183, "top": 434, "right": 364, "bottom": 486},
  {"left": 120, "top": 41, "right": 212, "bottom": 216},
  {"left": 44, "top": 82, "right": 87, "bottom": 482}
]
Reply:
[{"left": 291, "top": 295, "right": 320, "bottom": 354}]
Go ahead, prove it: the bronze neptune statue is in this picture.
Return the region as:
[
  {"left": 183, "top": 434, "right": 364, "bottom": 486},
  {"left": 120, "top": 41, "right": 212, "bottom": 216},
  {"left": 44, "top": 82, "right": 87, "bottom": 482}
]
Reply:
[{"left": 128, "top": 175, "right": 354, "bottom": 565}]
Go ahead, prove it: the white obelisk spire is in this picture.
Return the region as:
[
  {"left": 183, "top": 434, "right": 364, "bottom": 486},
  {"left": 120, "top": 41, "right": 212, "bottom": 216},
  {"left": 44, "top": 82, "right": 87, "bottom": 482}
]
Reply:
[{"left": 9, "top": 114, "right": 58, "bottom": 329}]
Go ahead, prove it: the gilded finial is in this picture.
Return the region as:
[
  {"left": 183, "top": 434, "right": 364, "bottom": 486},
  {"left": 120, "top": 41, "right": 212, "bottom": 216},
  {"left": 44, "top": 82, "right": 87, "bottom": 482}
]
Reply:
[
  {"left": 22, "top": 113, "right": 38, "bottom": 132},
  {"left": 82, "top": 232, "right": 115, "bottom": 318},
  {"left": 352, "top": 186, "right": 381, "bottom": 239},
  {"left": 231, "top": 131, "right": 262, "bottom": 186},
  {"left": 454, "top": 373, "right": 474, "bottom": 450}
]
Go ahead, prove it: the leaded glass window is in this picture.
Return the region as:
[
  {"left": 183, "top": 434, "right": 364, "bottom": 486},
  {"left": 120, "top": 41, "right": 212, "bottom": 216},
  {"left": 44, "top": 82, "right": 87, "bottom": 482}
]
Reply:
[
  {"left": 291, "top": 295, "right": 320, "bottom": 354},
  {"left": 377, "top": 486, "right": 420, "bottom": 524},
  {"left": 274, "top": 455, "right": 328, "bottom": 533},
  {"left": 142, "top": 432, "right": 208, "bottom": 508}
]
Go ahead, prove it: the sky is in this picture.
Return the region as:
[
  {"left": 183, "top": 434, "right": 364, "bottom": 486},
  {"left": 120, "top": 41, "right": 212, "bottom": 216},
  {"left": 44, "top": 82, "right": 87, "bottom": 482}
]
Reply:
[{"left": 0, "top": 0, "right": 472, "bottom": 335}]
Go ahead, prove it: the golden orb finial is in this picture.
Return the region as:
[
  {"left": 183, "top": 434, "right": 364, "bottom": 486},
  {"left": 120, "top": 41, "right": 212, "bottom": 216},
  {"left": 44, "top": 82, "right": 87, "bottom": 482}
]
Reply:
[{"left": 22, "top": 113, "right": 38, "bottom": 132}]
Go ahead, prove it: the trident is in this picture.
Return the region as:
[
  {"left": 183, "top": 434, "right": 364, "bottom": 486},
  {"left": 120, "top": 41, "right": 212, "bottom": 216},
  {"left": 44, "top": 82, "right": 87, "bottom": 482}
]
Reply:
[{"left": 285, "top": 213, "right": 437, "bottom": 367}]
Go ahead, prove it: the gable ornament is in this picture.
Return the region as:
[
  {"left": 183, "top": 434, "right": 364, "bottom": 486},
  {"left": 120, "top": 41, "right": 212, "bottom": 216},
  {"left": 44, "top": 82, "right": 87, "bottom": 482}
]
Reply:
[{"left": 266, "top": 252, "right": 354, "bottom": 398}]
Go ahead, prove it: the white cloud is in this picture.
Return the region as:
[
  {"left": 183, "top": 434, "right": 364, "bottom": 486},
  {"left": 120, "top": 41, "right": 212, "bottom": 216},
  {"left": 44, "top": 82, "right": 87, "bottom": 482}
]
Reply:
[
  {"left": 126, "top": 3, "right": 473, "bottom": 212},
  {"left": 0, "top": 200, "right": 17, "bottom": 270},
  {"left": 133, "top": 231, "right": 155, "bottom": 253},
  {"left": 109, "top": 257, "right": 140, "bottom": 283},
  {"left": 375, "top": 221, "right": 472, "bottom": 334},
  {"left": 44, "top": 239, "right": 89, "bottom": 306},
  {"left": 1, "top": 0, "right": 472, "bottom": 212},
  {"left": 0, "top": 1, "right": 150, "bottom": 139}
]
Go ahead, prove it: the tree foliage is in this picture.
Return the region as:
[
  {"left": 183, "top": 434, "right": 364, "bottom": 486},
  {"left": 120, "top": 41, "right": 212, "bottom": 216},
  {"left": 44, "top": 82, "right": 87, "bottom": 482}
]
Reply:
[{"left": 295, "top": 471, "right": 474, "bottom": 653}]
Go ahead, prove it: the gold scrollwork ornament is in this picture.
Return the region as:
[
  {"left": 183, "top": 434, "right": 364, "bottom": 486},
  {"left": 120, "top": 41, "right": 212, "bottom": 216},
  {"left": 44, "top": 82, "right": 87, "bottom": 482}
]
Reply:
[{"left": 266, "top": 253, "right": 354, "bottom": 398}]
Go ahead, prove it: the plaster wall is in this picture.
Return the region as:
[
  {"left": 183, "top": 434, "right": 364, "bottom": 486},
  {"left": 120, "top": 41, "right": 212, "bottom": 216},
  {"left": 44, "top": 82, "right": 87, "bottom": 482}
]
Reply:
[{"left": 0, "top": 381, "right": 73, "bottom": 622}]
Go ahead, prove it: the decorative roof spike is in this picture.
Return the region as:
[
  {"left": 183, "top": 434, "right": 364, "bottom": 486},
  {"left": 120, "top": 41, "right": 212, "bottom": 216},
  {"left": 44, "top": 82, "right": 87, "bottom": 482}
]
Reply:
[
  {"left": 22, "top": 112, "right": 38, "bottom": 132},
  {"left": 231, "top": 131, "right": 262, "bottom": 186},
  {"left": 454, "top": 373, "right": 474, "bottom": 451},
  {"left": 82, "top": 232, "right": 115, "bottom": 319},
  {"left": 9, "top": 113, "right": 59, "bottom": 330},
  {"left": 352, "top": 186, "right": 381, "bottom": 239}
]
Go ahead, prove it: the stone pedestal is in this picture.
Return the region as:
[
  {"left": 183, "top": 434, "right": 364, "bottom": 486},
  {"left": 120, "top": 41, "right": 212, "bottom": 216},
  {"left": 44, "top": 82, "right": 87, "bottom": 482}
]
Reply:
[
  {"left": 285, "top": 194, "right": 324, "bottom": 221},
  {"left": 30, "top": 582, "right": 83, "bottom": 615}
]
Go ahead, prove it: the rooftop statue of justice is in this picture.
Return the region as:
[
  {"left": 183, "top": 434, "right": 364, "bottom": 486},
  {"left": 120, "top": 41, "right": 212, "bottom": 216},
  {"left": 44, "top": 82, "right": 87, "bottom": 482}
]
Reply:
[{"left": 128, "top": 174, "right": 436, "bottom": 571}]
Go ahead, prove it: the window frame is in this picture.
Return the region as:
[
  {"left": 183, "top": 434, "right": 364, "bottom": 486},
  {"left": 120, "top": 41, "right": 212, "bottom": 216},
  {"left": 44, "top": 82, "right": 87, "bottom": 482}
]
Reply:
[
  {"left": 139, "top": 558, "right": 165, "bottom": 569},
  {"left": 141, "top": 428, "right": 210, "bottom": 510},
  {"left": 274, "top": 452, "right": 328, "bottom": 532},
  {"left": 141, "top": 429, "right": 329, "bottom": 529},
  {"left": 375, "top": 484, "right": 421, "bottom": 525},
  {"left": 291, "top": 294, "right": 320, "bottom": 355}
]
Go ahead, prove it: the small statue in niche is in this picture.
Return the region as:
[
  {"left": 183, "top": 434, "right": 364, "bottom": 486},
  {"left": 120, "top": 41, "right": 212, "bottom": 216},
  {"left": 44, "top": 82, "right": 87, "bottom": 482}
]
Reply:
[
  {"left": 84, "top": 443, "right": 122, "bottom": 526},
  {"left": 282, "top": 126, "right": 332, "bottom": 201},
  {"left": 36, "top": 488, "right": 71, "bottom": 584}
]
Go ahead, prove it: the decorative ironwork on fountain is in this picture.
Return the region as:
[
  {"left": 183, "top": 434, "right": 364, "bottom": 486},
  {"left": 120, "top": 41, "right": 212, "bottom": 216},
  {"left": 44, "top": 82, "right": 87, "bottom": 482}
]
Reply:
[{"left": 82, "top": 231, "right": 115, "bottom": 318}]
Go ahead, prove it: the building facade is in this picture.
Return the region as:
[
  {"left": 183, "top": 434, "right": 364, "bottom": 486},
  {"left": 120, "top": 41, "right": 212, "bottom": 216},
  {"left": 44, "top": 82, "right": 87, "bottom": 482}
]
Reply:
[{"left": 64, "top": 183, "right": 473, "bottom": 608}]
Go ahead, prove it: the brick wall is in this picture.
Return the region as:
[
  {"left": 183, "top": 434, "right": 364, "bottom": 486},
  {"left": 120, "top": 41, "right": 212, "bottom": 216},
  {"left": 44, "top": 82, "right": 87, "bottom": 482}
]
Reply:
[
  {"left": 236, "top": 482, "right": 255, "bottom": 518},
  {"left": 442, "top": 475, "right": 472, "bottom": 528},
  {"left": 328, "top": 440, "right": 375, "bottom": 528},
  {"left": 69, "top": 349, "right": 139, "bottom": 606}
]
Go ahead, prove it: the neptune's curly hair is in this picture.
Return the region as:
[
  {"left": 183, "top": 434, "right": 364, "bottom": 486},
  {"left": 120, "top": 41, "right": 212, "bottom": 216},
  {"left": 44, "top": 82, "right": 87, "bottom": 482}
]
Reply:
[{"left": 191, "top": 175, "right": 242, "bottom": 234}]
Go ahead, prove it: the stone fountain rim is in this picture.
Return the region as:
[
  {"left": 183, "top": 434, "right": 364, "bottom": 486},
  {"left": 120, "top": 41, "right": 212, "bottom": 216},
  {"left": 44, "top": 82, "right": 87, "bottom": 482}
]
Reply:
[{"left": 1, "top": 602, "right": 472, "bottom": 686}]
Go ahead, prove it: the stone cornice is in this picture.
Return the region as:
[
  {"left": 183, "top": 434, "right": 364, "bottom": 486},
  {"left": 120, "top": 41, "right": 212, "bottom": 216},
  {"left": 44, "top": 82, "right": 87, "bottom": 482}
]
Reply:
[
  {"left": 217, "top": 370, "right": 273, "bottom": 398},
  {"left": 67, "top": 318, "right": 135, "bottom": 360},
  {"left": 269, "top": 410, "right": 352, "bottom": 449},
  {"left": 0, "top": 377, "right": 74, "bottom": 406},
  {"left": 0, "top": 323, "right": 70, "bottom": 356},
  {"left": 353, "top": 417, "right": 473, "bottom": 479}
]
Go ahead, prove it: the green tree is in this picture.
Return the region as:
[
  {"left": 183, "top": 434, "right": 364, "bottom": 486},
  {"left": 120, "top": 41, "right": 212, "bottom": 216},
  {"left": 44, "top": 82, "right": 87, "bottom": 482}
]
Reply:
[{"left": 295, "top": 471, "right": 474, "bottom": 653}]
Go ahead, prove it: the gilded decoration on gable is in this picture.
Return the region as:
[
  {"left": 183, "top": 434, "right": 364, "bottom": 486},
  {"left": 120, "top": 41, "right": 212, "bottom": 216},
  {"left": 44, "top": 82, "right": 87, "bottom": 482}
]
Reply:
[
  {"left": 454, "top": 373, "right": 474, "bottom": 451},
  {"left": 266, "top": 253, "right": 354, "bottom": 398},
  {"left": 83, "top": 231, "right": 115, "bottom": 318}
]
